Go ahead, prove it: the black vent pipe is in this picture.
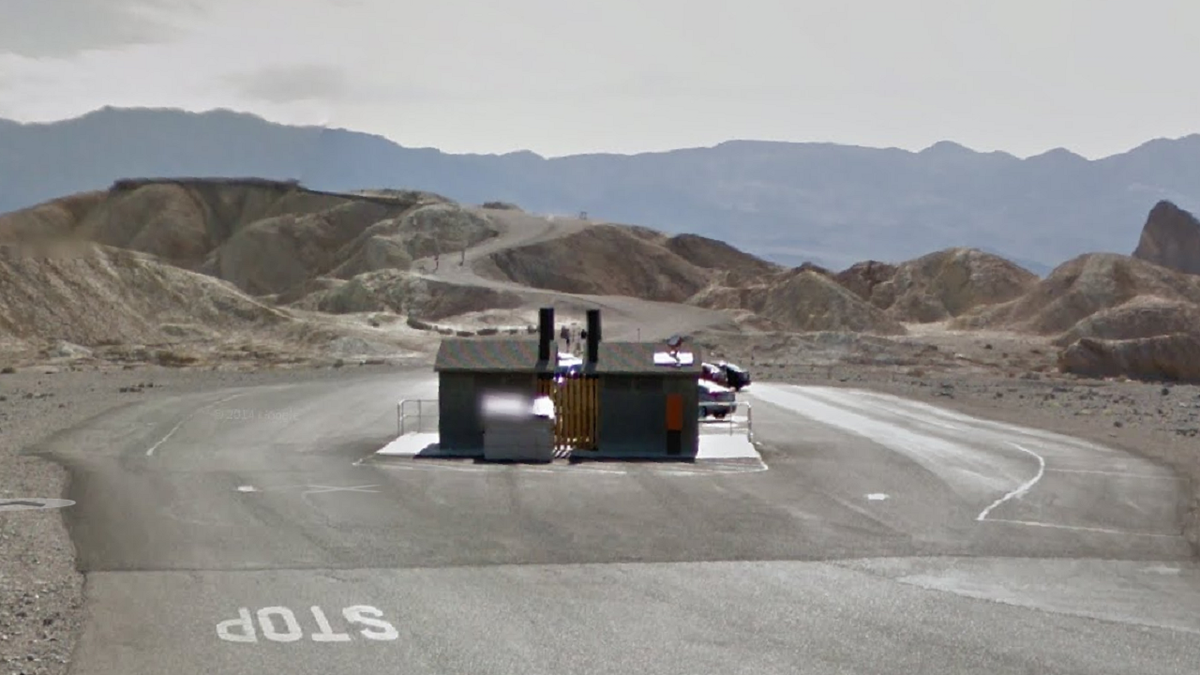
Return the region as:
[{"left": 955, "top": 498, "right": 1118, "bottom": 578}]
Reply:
[
  {"left": 538, "top": 307, "right": 554, "bottom": 362},
  {"left": 586, "top": 309, "right": 601, "bottom": 363}
]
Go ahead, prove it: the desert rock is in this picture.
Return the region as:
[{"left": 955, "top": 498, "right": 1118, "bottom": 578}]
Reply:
[
  {"left": 839, "top": 248, "right": 1037, "bottom": 322},
  {"left": 690, "top": 268, "right": 907, "bottom": 334},
  {"left": 1132, "top": 200, "right": 1200, "bottom": 275},
  {"left": 0, "top": 241, "right": 286, "bottom": 348},
  {"left": 485, "top": 225, "right": 716, "bottom": 302},
  {"left": 953, "top": 253, "right": 1200, "bottom": 335}
]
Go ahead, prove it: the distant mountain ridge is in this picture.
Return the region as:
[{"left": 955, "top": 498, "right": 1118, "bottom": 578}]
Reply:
[{"left": 3, "top": 106, "right": 1200, "bottom": 270}]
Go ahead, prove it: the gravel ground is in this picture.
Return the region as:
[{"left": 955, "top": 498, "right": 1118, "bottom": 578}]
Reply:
[{"left": 0, "top": 360, "right": 422, "bottom": 675}]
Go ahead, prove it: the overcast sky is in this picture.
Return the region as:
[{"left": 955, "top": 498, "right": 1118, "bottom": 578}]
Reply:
[{"left": 1, "top": 0, "right": 1197, "bottom": 158}]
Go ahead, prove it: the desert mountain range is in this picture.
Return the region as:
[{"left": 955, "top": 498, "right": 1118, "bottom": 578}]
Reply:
[
  {"left": 1, "top": 177, "right": 1198, "bottom": 382},
  {"left": 4, "top": 108, "right": 1200, "bottom": 272}
]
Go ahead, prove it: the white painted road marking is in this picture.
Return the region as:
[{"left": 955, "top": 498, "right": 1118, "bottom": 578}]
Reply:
[
  {"left": 982, "top": 518, "right": 1182, "bottom": 538},
  {"left": 866, "top": 494, "right": 889, "bottom": 501},
  {"left": 977, "top": 443, "right": 1045, "bottom": 522},
  {"left": 216, "top": 609, "right": 257, "bottom": 643},
  {"left": 1046, "top": 468, "right": 1178, "bottom": 479},
  {"left": 258, "top": 607, "right": 303, "bottom": 642},
  {"left": 0, "top": 498, "right": 75, "bottom": 511},
  {"left": 310, "top": 606, "right": 352, "bottom": 642},
  {"left": 233, "top": 483, "right": 327, "bottom": 494},
  {"left": 217, "top": 605, "right": 398, "bottom": 643},
  {"left": 146, "top": 393, "right": 246, "bottom": 456},
  {"left": 301, "top": 484, "right": 380, "bottom": 495}
]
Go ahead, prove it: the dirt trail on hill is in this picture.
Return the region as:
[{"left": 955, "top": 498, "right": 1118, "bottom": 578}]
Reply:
[{"left": 406, "top": 209, "right": 737, "bottom": 341}]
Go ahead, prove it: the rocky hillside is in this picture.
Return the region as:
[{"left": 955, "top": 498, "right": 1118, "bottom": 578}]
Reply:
[
  {"left": 0, "top": 179, "right": 777, "bottom": 362},
  {"left": 301, "top": 270, "right": 525, "bottom": 321},
  {"left": 950, "top": 251, "right": 1200, "bottom": 382},
  {"left": 952, "top": 253, "right": 1200, "bottom": 337},
  {"left": 834, "top": 248, "right": 1038, "bottom": 322},
  {"left": 4, "top": 180, "right": 1199, "bottom": 384},
  {"left": 689, "top": 268, "right": 907, "bottom": 334},
  {"left": 1051, "top": 296, "right": 1200, "bottom": 346},
  {"left": 1133, "top": 200, "right": 1200, "bottom": 275},
  {"left": 1058, "top": 334, "right": 1200, "bottom": 382},
  {"left": 0, "top": 241, "right": 285, "bottom": 350},
  {"left": 479, "top": 225, "right": 781, "bottom": 303},
  {"left": 0, "top": 178, "right": 496, "bottom": 297},
  {"left": 686, "top": 247, "right": 1035, "bottom": 333},
  {"left": 0, "top": 181, "right": 513, "bottom": 360}
]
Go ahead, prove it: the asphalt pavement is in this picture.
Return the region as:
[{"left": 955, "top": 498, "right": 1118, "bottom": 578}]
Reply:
[{"left": 37, "top": 370, "right": 1200, "bottom": 674}]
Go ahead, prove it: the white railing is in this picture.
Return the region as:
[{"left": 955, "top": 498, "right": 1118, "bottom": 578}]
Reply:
[
  {"left": 699, "top": 401, "right": 753, "bottom": 441},
  {"left": 397, "top": 399, "right": 438, "bottom": 436}
]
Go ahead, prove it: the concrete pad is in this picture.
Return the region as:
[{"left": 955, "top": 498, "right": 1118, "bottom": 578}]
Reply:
[
  {"left": 376, "top": 433, "right": 439, "bottom": 456},
  {"left": 375, "top": 433, "right": 482, "bottom": 459},
  {"left": 697, "top": 433, "right": 761, "bottom": 461},
  {"left": 376, "top": 430, "right": 763, "bottom": 465}
]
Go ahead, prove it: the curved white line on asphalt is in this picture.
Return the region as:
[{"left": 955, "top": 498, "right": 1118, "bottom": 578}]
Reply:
[
  {"left": 977, "top": 442, "right": 1045, "bottom": 522},
  {"left": 145, "top": 393, "right": 245, "bottom": 456}
]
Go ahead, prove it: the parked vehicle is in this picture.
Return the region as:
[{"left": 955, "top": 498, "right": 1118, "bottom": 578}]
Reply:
[
  {"left": 698, "top": 379, "right": 737, "bottom": 419},
  {"left": 720, "top": 361, "right": 751, "bottom": 390},
  {"left": 700, "top": 361, "right": 751, "bottom": 391},
  {"left": 700, "top": 362, "right": 728, "bottom": 386}
]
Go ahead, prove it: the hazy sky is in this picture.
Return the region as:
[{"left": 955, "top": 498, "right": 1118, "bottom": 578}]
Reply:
[{"left": 1, "top": 0, "right": 1197, "bottom": 158}]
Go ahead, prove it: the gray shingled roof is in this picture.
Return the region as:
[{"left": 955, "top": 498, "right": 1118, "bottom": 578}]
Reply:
[
  {"left": 434, "top": 338, "right": 558, "bottom": 372},
  {"left": 589, "top": 342, "right": 703, "bottom": 375}
]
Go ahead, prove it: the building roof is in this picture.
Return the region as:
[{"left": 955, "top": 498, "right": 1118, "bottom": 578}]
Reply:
[
  {"left": 589, "top": 341, "right": 703, "bottom": 375},
  {"left": 434, "top": 338, "right": 558, "bottom": 372}
]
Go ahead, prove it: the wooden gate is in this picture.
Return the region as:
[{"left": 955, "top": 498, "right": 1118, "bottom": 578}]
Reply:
[{"left": 537, "top": 376, "right": 599, "bottom": 451}]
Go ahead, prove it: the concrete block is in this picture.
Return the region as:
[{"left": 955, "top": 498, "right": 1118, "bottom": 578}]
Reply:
[{"left": 483, "top": 419, "right": 555, "bottom": 461}]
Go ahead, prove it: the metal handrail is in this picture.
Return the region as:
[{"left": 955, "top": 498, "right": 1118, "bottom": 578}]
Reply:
[
  {"left": 747, "top": 401, "right": 754, "bottom": 442},
  {"left": 699, "top": 400, "right": 753, "bottom": 440},
  {"left": 397, "top": 398, "right": 437, "bottom": 436}
]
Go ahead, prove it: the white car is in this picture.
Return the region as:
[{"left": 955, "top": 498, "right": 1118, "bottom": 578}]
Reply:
[{"left": 698, "top": 379, "right": 737, "bottom": 419}]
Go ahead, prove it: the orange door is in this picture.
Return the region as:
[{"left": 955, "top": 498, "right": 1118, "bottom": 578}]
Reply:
[{"left": 665, "top": 393, "right": 683, "bottom": 432}]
